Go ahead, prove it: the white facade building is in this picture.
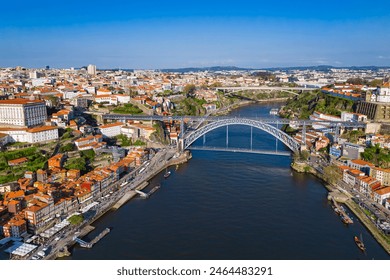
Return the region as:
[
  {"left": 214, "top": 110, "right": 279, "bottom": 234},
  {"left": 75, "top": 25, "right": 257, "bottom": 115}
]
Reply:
[
  {"left": 0, "top": 126, "right": 58, "bottom": 143},
  {"left": 0, "top": 98, "right": 47, "bottom": 127},
  {"left": 99, "top": 122, "right": 123, "bottom": 138},
  {"left": 87, "top": 64, "right": 97, "bottom": 76}
]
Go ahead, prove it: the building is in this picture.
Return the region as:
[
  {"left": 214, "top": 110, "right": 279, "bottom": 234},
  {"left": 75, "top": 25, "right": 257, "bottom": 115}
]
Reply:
[
  {"left": 356, "top": 101, "right": 390, "bottom": 122},
  {"left": 341, "top": 112, "right": 367, "bottom": 122},
  {"left": 370, "top": 167, "right": 390, "bottom": 187},
  {"left": 342, "top": 142, "right": 365, "bottom": 159},
  {"left": 0, "top": 126, "right": 59, "bottom": 143},
  {"left": 74, "top": 134, "right": 104, "bottom": 151},
  {"left": 48, "top": 153, "right": 66, "bottom": 169},
  {"left": 373, "top": 186, "right": 390, "bottom": 205},
  {"left": 99, "top": 122, "right": 123, "bottom": 138},
  {"left": 347, "top": 159, "right": 374, "bottom": 176},
  {"left": 343, "top": 169, "right": 365, "bottom": 186},
  {"left": 87, "top": 64, "right": 97, "bottom": 76},
  {"left": 329, "top": 144, "right": 342, "bottom": 158},
  {"left": 0, "top": 98, "right": 47, "bottom": 127},
  {"left": 3, "top": 216, "right": 27, "bottom": 238}
]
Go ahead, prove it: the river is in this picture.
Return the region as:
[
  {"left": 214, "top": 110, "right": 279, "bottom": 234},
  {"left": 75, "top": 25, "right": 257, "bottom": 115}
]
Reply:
[{"left": 69, "top": 102, "right": 390, "bottom": 260}]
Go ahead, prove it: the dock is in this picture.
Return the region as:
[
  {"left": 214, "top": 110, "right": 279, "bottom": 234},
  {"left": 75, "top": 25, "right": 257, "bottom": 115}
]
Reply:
[
  {"left": 147, "top": 185, "right": 161, "bottom": 197},
  {"left": 332, "top": 198, "right": 353, "bottom": 224},
  {"left": 135, "top": 190, "right": 148, "bottom": 198},
  {"left": 74, "top": 228, "right": 111, "bottom": 249},
  {"left": 112, "top": 181, "right": 149, "bottom": 210}
]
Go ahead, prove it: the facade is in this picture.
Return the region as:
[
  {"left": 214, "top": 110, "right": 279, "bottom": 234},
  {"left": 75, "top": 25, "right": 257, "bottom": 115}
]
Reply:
[
  {"left": 3, "top": 217, "right": 27, "bottom": 238},
  {"left": 370, "top": 167, "right": 390, "bottom": 187},
  {"left": 0, "top": 126, "right": 58, "bottom": 143},
  {"left": 342, "top": 142, "right": 365, "bottom": 159},
  {"left": 347, "top": 159, "right": 374, "bottom": 176},
  {"left": 87, "top": 64, "right": 97, "bottom": 76},
  {"left": 356, "top": 101, "right": 390, "bottom": 122},
  {"left": 48, "top": 153, "right": 66, "bottom": 170},
  {"left": 329, "top": 144, "right": 342, "bottom": 158},
  {"left": 74, "top": 134, "right": 104, "bottom": 151},
  {"left": 99, "top": 122, "right": 123, "bottom": 138},
  {"left": 0, "top": 98, "right": 47, "bottom": 127},
  {"left": 343, "top": 169, "right": 365, "bottom": 186},
  {"left": 373, "top": 186, "right": 390, "bottom": 205},
  {"left": 341, "top": 112, "right": 368, "bottom": 122}
]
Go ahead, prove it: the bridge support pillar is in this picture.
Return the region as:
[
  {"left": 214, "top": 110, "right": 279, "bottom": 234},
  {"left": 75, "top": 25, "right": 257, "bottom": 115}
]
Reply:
[{"left": 177, "top": 139, "right": 184, "bottom": 152}]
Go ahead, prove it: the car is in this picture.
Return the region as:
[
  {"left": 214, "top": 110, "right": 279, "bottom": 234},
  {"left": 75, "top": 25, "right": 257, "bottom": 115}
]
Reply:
[
  {"left": 32, "top": 255, "right": 41, "bottom": 260},
  {"left": 54, "top": 237, "right": 60, "bottom": 241}
]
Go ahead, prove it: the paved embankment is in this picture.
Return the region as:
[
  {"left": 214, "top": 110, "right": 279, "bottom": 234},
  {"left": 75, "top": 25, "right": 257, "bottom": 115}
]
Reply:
[
  {"left": 345, "top": 199, "right": 390, "bottom": 255},
  {"left": 112, "top": 181, "right": 149, "bottom": 210}
]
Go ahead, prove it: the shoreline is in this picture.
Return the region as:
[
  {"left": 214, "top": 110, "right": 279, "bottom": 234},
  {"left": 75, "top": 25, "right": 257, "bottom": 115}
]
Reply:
[
  {"left": 214, "top": 97, "right": 288, "bottom": 116},
  {"left": 53, "top": 150, "right": 192, "bottom": 259},
  {"left": 291, "top": 160, "right": 390, "bottom": 255}
]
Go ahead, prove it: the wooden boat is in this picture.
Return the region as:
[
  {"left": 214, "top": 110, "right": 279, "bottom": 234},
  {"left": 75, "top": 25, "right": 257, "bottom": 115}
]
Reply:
[{"left": 354, "top": 235, "right": 365, "bottom": 252}]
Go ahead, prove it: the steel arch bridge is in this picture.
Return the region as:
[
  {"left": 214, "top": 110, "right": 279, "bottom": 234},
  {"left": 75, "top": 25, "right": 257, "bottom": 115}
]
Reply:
[{"left": 182, "top": 117, "right": 300, "bottom": 152}]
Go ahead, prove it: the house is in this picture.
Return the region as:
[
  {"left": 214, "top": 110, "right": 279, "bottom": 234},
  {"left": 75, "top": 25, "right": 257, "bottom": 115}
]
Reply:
[
  {"left": 48, "top": 153, "right": 66, "bottom": 169},
  {"left": 8, "top": 157, "right": 28, "bottom": 166},
  {"left": 370, "top": 167, "right": 390, "bottom": 187},
  {"left": 342, "top": 142, "right": 365, "bottom": 159},
  {"left": 3, "top": 216, "right": 27, "bottom": 238},
  {"left": 347, "top": 159, "right": 375, "bottom": 176},
  {"left": 99, "top": 122, "right": 123, "bottom": 138},
  {"left": 343, "top": 169, "right": 365, "bottom": 186},
  {"left": 373, "top": 186, "right": 390, "bottom": 205},
  {"left": 357, "top": 176, "right": 381, "bottom": 198}
]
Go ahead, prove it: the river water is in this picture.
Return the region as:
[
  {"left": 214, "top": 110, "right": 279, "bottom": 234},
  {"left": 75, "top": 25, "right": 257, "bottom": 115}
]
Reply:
[{"left": 70, "top": 103, "right": 389, "bottom": 260}]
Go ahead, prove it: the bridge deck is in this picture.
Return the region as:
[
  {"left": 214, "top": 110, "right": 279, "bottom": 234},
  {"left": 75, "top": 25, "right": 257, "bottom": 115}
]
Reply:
[{"left": 188, "top": 146, "right": 291, "bottom": 156}]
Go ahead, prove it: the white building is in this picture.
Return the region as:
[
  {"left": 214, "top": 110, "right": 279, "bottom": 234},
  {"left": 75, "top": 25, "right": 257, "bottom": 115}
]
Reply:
[
  {"left": 99, "top": 122, "right": 123, "bottom": 138},
  {"left": 341, "top": 112, "right": 368, "bottom": 122},
  {"left": 87, "top": 64, "right": 97, "bottom": 76},
  {"left": 0, "top": 126, "right": 58, "bottom": 143},
  {"left": 371, "top": 87, "right": 390, "bottom": 103},
  {"left": 0, "top": 98, "right": 47, "bottom": 127}
]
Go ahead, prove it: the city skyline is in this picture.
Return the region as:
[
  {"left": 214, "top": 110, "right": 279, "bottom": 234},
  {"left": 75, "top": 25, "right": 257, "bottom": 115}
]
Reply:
[{"left": 1, "top": 0, "right": 390, "bottom": 69}]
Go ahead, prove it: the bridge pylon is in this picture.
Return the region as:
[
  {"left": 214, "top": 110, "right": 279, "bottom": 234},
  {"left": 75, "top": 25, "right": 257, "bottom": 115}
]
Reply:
[{"left": 177, "top": 139, "right": 184, "bottom": 152}]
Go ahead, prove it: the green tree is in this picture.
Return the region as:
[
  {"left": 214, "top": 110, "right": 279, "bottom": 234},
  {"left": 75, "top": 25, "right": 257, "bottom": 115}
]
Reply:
[
  {"left": 59, "top": 143, "right": 75, "bottom": 153},
  {"left": 80, "top": 149, "right": 95, "bottom": 160},
  {"left": 183, "top": 84, "right": 196, "bottom": 95},
  {"left": 65, "top": 157, "right": 87, "bottom": 172},
  {"left": 323, "top": 165, "right": 342, "bottom": 185}
]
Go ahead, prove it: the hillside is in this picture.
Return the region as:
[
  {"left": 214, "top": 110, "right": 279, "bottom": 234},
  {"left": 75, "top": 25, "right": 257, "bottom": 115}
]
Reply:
[{"left": 279, "top": 90, "right": 355, "bottom": 119}]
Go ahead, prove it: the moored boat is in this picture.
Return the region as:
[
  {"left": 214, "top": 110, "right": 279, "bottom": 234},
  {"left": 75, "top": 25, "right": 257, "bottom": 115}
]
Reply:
[
  {"left": 354, "top": 235, "right": 365, "bottom": 252},
  {"left": 164, "top": 171, "right": 171, "bottom": 178}
]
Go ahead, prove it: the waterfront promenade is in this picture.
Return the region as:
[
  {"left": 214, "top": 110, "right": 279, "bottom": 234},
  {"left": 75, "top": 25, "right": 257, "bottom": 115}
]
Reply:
[{"left": 37, "top": 148, "right": 190, "bottom": 260}]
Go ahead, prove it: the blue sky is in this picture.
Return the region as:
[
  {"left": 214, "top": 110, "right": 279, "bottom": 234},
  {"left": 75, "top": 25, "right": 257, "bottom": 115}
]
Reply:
[{"left": 1, "top": 0, "right": 390, "bottom": 69}]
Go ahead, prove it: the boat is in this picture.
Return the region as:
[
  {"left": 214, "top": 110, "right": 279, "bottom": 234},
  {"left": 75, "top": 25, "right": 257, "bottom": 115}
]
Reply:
[
  {"left": 269, "top": 108, "right": 279, "bottom": 116},
  {"left": 164, "top": 170, "right": 171, "bottom": 179},
  {"left": 354, "top": 235, "right": 365, "bottom": 252},
  {"left": 147, "top": 185, "right": 161, "bottom": 197}
]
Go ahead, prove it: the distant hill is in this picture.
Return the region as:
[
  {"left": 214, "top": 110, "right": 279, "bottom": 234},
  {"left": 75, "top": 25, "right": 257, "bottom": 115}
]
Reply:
[
  {"left": 97, "top": 65, "right": 390, "bottom": 73},
  {"left": 160, "top": 66, "right": 252, "bottom": 73}
]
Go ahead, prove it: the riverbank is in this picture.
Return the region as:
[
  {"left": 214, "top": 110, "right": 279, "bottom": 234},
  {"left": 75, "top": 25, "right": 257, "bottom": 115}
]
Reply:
[
  {"left": 215, "top": 98, "right": 288, "bottom": 116},
  {"left": 52, "top": 150, "right": 192, "bottom": 259},
  {"left": 291, "top": 159, "right": 390, "bottom": 255}
]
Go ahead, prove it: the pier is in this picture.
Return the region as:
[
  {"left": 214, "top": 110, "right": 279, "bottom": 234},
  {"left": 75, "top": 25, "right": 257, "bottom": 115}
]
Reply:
[
  {"left": 332, "top": 198, "right": 353, "bottom": 224},
  {"left": 74, "top": 228, "right": 111, "bottom": 249},
  {"left": 112, "top": 181, "right": 149, "bottom": 210},
  {"left": 135, "top": 190, "right": 148, "bottom": 198}
]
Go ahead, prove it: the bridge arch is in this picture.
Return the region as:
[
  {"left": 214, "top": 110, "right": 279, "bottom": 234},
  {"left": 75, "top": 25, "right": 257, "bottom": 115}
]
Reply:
[{"left": 183, "top": 118, "right": 301, "bottom": 152}]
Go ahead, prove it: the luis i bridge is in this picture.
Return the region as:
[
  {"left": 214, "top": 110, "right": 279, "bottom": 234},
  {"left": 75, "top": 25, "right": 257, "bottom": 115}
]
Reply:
[
  {"left": 215, "top": 86, "right": 318, "bottom": 96},
  {"left": 103, "top": 114, "right": 366, "bottom": 156}
]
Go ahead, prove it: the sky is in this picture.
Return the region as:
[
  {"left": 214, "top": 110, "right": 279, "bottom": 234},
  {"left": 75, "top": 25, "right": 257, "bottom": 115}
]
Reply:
[{"left": 1, "top": 0, "right": 390, "bottom": 69}]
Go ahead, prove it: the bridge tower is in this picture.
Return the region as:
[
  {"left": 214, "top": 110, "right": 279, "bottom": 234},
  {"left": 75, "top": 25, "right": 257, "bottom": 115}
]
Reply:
[{"left": 300, "top": 122, "right": 307, "bottom": 151}]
